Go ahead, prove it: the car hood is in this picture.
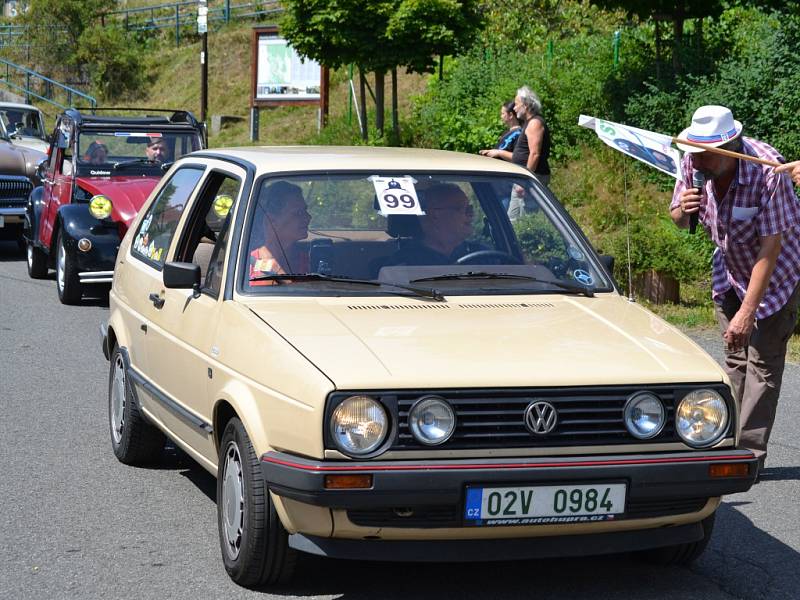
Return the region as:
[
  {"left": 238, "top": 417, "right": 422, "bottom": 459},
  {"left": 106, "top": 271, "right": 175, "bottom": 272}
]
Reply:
[
  {"left": 245, "top": 294, "right": 725, "bottom": 390},
  {"left": 10, "top": 135, "right": 49, "bottom": 153},
  {"left": 75, "top": 176, "right": 160, "bottom": 226},
  {"left": 0, "top": 140, "right": 46, "bottom": 181}
]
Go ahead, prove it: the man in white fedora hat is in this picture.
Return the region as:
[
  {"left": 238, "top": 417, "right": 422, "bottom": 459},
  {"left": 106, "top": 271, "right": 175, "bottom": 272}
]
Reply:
[{"left": 670, "top": 105, "right": 800, "bottom": 478}]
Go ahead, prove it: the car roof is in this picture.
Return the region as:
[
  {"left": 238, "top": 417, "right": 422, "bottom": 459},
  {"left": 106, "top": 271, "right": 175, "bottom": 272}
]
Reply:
[
  {"left": 0, "top": 102, "right": 42, "bottom": 112},
  {"left": 64, "top": 108, "right": 200, "bottom": 129},
  {"left": 193, "top": 146, "right": 534, "bottom": 176}
]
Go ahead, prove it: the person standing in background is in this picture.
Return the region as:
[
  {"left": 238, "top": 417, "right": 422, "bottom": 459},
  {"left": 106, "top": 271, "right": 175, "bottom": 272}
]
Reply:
[
  {"left": 480, "top": 100, "right": 522, "bottom": 160},
  {"left": 511, "top": 86, "right": 551, "bottom": 187}
]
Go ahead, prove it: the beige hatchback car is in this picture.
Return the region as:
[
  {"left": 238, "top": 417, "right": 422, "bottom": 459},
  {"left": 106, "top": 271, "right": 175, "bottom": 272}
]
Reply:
[{"left": 103, "top": 146, "right": 757, "bottom": 588}]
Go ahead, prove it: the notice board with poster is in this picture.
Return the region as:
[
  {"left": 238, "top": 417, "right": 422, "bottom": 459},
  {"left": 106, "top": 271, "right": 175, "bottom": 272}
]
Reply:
[{"left": 250, "top": 25, "right": 329, "bottom": 110}]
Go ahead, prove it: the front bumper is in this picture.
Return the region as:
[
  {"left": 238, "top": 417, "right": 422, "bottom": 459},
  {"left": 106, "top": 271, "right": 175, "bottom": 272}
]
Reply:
[{"left": 262, "top": 449, "right": 757, "bottom": 510}]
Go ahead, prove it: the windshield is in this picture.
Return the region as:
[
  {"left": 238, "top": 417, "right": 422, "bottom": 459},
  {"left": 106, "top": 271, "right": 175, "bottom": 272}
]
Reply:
[
  {"left": 0, "top": 107, "right": 46, "bottom": 140},
  {"left": 239, "top": 173, "right": 612, "bottom": 297},
  {"left": 76, "top": 129, "right": 202, "bottom": 176}
]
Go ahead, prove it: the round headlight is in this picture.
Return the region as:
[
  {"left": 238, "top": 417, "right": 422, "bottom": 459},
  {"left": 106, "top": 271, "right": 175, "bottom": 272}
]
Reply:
[
  {"left": 89, "top": 194, "right": 113, "bottom": 220},
  {"left": 624, "top": 392, "right": 666, "bottom": 439},
  {"left": 330, "top": 396, "right": 388, "bottom": 456},
  {"left": 676, "top": 389, "right": 729, "bottom": 447},
  {"left": 408, "top": 396, "right": 456, "bottom": 446}
]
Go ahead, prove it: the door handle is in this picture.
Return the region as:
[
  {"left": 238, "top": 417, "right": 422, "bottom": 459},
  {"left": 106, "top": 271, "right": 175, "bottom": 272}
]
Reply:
[{"left": 148, "top": 292, "right": 165, "bottom": 309}]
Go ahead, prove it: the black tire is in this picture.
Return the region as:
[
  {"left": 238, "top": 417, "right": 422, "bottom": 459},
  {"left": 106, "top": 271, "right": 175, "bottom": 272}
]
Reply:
[
  {"left": 26, "top": 239, "right": 48, "bottom": 279},
  {"left": 108, "top": 345, "right": 165, "bottom": 465},
  {"left": 56, "top": 227, "right": 83, "bottom": 304},
  {"left": 218, "top": 418, "right": 296, "bottom": 588},
  {"left": 638, "top": 512, "right": 716, "bottom": 566}
]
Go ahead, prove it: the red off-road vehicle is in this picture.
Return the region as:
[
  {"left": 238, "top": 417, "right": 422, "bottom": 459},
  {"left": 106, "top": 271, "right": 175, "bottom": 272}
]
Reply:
[{"left": 24, "top": 108, "right": 205, "bottom": 304}]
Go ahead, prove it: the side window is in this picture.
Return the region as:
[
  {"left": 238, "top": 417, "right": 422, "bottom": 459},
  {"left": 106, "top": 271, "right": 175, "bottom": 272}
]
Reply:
[
  {"left": 174, "top": 171, "right": 241, "bottom": 297},
  {"left": 132, "top": 167, "right": 205, "bottom": 268}
]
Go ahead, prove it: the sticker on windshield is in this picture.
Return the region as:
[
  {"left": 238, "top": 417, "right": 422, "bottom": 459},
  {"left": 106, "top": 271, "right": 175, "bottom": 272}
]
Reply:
[
  {"left": 112, "top": 132, "right": 164, "bottom": 138},
  {"left": 573, "top": 269, "right": 594, "bottom": 286},
  {"left": 370, "top": 176, "right": 424, "bottom": 216},
  {"left": 567, "top": 246, "right": 585, "bottom": 261}
]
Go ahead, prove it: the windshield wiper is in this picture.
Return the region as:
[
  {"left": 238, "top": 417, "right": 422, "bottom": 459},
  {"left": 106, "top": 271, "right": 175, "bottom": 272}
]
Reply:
[
  {"left": 249, "top": 273, "right": 445, "bottom": 302},
  {"left": 112, "top": 158, "right": 159, "bottom": 170},
  {"left": 410, "top": 271, "right": 594, "bottom": 297}
]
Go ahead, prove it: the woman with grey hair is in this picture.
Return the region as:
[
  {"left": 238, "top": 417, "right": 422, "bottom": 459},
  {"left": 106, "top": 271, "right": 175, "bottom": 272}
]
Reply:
[{"left": 511, "top": 86, "right": 551, "bottom": 186}]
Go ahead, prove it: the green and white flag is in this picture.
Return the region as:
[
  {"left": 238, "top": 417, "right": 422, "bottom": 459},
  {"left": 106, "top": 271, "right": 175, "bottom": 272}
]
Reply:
[{"left": 579, "top": 115, "right": 683, "bottom": 180}]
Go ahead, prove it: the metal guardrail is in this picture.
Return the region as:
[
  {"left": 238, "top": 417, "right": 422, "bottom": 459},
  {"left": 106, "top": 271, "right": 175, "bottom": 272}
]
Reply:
[
  {"left": 104, "top": 1, "right": 282, "bottom": 46},
  {"left": 0, "top": 58, "right": 96, "bottom": 111}
]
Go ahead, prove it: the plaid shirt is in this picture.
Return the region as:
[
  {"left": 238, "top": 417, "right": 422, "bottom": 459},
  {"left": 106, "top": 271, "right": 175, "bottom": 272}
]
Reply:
[{"left": 671, "top": 137, "right": 800, "bottom": 319}]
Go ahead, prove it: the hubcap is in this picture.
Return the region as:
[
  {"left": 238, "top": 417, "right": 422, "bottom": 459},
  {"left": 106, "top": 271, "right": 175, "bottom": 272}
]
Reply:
[
  {"left": 110, "top": 354, "right": 126, "bottom": 445},
  {"left": 221, "top": 441, "right": 245, "bottom": 560},
  {"left": 26, "top": 242, "right": 33, "bottom": 268},
  {"left": 56, "top": 238, "right": 65, "bottom": 292}
]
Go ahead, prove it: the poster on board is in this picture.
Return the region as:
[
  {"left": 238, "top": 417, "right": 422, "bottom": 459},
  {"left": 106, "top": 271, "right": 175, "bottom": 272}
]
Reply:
[{"left": 255, "top": 35, "right": 321, "bottom": 102}]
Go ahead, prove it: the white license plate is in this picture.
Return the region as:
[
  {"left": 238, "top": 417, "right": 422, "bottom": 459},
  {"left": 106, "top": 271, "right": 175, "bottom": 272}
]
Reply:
[{"left": 465, "top": 483, "right": 626, "bottom": 526}]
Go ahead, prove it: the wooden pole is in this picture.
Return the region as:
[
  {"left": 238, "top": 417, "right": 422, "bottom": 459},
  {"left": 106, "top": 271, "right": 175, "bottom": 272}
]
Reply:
[{"left": 673, "top": 138, "right": 782, "bottom": 168}]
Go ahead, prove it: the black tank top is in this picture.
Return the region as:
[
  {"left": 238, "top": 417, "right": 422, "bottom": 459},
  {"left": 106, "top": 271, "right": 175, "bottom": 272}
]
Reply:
[{"left": 511, "top": 115, "right": 551, "bottom": 175}]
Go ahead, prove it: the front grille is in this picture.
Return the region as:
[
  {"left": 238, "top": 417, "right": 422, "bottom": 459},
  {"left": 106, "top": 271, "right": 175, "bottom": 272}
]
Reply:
[
  {"left": 394, "top": 386, "right": 682, "bottom": 450},
  {"left": 346, "top": 497, "right": 709, "bottom": 529},
  {"left": 0, "top": 176, "right": 33, "bottom": 206}
]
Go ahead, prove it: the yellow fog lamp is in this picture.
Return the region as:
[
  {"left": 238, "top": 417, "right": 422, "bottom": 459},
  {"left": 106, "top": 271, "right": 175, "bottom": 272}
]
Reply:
[
  {"left": 213, "top": 194, "right": 233, "bottom": 217},
  {"left": 89, "top": 194, "right": 113, "bottom": 220}
]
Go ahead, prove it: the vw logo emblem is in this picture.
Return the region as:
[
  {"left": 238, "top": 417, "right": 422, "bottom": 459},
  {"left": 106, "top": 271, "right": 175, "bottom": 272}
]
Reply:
[{"left": 524, "top": 401, "right": 558, "bottom": 435}]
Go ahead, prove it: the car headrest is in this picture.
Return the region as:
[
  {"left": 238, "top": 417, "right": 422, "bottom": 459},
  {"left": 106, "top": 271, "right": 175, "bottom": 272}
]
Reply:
[{"left": 386, "top": 214, "right": 422, "bottom": 239}]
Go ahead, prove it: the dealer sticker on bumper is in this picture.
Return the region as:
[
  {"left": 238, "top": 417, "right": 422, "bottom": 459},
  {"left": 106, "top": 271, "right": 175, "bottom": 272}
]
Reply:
[{"left": 465, "top": 483, "right": 626, "bottom": 526}]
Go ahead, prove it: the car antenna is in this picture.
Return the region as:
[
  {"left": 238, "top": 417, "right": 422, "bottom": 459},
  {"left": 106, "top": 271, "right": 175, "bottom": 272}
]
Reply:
[{"left": 622, "top": 156, "right": 635, "bottom": 302}]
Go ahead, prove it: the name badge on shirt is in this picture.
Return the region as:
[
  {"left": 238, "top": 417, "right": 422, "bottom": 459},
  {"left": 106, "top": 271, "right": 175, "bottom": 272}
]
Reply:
[{"left": 732, "top": 206, "right": 758, "bottom": 221}]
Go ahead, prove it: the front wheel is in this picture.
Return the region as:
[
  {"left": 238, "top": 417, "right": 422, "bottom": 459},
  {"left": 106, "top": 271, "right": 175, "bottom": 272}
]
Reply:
[
  {"left": 26, "top": 239, "right": 48, "bottom": 279},
  {"left": 638, "top": 512, "right": 716, "bottom": 566},
  {"left": 218, "top": 418, "right": 296, "bottom": 588},
  {"left": 56, "top": 228, "right": 83, "bottom": 304}
]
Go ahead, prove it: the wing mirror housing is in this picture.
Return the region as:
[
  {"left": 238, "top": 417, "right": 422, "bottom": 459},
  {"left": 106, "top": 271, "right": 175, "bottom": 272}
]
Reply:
[{"left": 163, "top": 261, "right": 201, "bottom": 296}]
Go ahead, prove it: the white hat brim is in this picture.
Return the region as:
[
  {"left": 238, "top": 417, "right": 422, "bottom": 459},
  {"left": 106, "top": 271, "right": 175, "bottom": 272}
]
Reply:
[{"left": 676, "top": 120, "right": 743, "bottom": 153}]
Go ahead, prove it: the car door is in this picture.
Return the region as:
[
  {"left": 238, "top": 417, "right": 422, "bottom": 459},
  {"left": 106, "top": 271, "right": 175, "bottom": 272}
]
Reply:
[
  {"left": 122, "top": 164, "right": 207, "bottom": 410},
  {"left": 143, "top": 163, "right": 246, "bottom": 467},
  {"left": 40, "top": 119, "right": 74, "bottom": 247}
]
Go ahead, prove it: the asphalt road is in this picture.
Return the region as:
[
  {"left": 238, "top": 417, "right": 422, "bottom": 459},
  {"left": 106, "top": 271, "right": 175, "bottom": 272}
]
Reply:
[{"left": 1, "top": 240, "right": 799, "bottom": 600}]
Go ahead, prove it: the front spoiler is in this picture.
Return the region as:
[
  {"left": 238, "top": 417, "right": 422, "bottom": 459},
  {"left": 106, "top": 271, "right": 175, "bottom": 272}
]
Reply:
[{"left": 288, "top": 520, "right": 705, "bottom": 562}]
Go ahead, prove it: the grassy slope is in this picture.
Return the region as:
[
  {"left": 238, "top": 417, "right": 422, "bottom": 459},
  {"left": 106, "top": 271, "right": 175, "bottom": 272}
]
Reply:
[{"left": 127, "top": 23, "right": 426, "bottom": 148}]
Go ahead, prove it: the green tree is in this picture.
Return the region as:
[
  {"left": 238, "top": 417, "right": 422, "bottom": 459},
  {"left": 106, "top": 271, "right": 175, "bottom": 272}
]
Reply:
[
  {"left": 589, "top": 0, "right": 726, "bottom": 71},
  {"left": 76, "top": 27, "right": 147, "bottom": 100},
  {"left": 22, "top": 0, "right": 115, "bottom": 74},
  {"left": 280, "top": 0, "right": 482, "bottom": 140}
]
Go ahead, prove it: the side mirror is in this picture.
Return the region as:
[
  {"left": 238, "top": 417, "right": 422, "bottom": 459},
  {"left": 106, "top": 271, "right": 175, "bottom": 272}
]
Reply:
[
  {"left": 599, "top": 254, "right": 615, "bottom": 274},
  {"left": 163, "top": 261, "right": 201, "bottom": 291}
]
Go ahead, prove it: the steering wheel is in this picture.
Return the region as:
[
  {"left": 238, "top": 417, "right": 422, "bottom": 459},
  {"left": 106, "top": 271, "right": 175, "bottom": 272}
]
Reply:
[{"left": 456, "top": 250, "right": 523, "bottom": 265}]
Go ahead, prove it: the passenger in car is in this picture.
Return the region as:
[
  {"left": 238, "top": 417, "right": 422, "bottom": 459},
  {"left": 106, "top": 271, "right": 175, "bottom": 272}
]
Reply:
[
  {"left": 84, "top": 141, "right": 109, "bottom": 164},
  {"left": 249, "top": 180, "right": 311, "bottom": 285},
  {"left": 383, "top": 183, "right": 478, "bottom": 266}
]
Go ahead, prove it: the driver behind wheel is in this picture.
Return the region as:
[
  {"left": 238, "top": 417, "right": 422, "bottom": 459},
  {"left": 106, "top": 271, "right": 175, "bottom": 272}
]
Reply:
[{"left": 383, "top": 183, "right": 482, "bottom": 266}]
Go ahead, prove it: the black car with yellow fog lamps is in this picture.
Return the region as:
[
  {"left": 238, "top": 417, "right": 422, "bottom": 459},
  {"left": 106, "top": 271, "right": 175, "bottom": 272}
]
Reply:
[{"left": 24, "top": 108, "right": 205, "bottom": 304}]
